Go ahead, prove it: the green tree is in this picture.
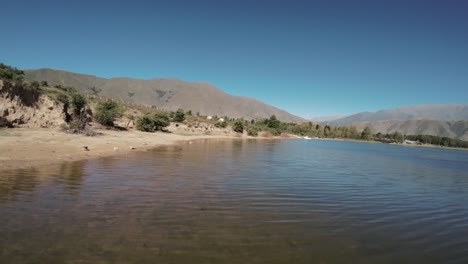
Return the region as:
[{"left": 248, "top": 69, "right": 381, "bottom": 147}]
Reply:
[
  {"left": 136, "top": 115, "right": 154, "bottom": 132},
  {"left": 215, "top": 121, "right": 227, "bottom": 128},
  {"left": 41, "top": 80, "right": 48, "bottom": 86},
  {"left": 71, "top": 93, "right": 87, "bottom": 115},
  {"left": 392, "top": 131, "right": 404, "bottom": 143},
  {"left": 136, "top": 112, "right": 170, "bottom": 132},
  {"left": 152, "top": 112, "right": 171, "bottom": 130},
  {"left": 173, "top": 108, "right": 185, "bottom": 122},
  {"left": 361, "top": 126, "right": 372, "bottom": 140},
  {"left": 267, "top": 115, "right": 280, "bottom": 130},
  {"left": 0, "top": 63, "right": 25, "bottom": 83},
  {"left": 233, "top": 120, "right": 244, "bottom": 133},
  {"left": 247, "top": 126, "right": 259, "bottom": 136},
  {"left": 95, "top": 99, "right": 123, "bottom": 126}
]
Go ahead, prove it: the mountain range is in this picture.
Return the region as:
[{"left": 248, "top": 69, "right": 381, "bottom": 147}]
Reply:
[
  {"left": 25, "top": 69, "right": 305, "bottom": 123},
  {"left": 24, "top": 68, "right": 468, "bottom": 140},
  {"left": 315, "top": 105, "right": 468, "bottom": 140}
]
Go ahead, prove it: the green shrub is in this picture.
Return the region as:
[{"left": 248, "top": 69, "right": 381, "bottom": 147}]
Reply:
[
  {"left": 95, "top": 99, "right": 123, "bottom": 126},
  {"left": 136, "top": 115, "right": 154, "bottom": 132},
  {"left": 247, "top": 127, "right": 259, "bottom": 136},
  {"left": 152, "top": 112, "right": 170, "bottom": 130},
  {"left": 173, "top": 108, "right": 185, "bottom": 122},
  {"left": 233, "top": 120, "right": 244, "bottom": 133},
  {"left": 214, "top": 121, "right": 227, "bottom": 128},
  {"left": 41, "top": 80, "right": 48, "bottom": 86},
  {"left": 0, "top": 63, "right": 24, "bottom": 83},
  {"left": 71, "top": 93, "right": 87, "bottom": 115},
  {"left": 136, "top": 112, "right": 170, "bottom": 132}
]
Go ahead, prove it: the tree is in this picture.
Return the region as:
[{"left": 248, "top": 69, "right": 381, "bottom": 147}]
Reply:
[
  {"left": 361, "top": 126, "right": 372, "bottom": 140},
  {"left": 392, "top": 131, "right": 404, "bottom": 143},
  {"left": 136, "top": 115, "right": 153, "bottom": 132},
  {"left": 95, "top": 99, "right": 123, "bottom": 126},
  {"left": 247, "top": 126, "right": 259, "bottom": 136},
  {"left": 71, "top": 93, "right": 87, "bottom": 115},
  {"left": 267, "top": 115, "right": 280, "bottom": 130},
  {"left": 152, "top": 112, "right": 171, "bottom": 130},
  {"left": 41, "top": 80, "right": 48, "bottom": 86},
  {"left": 0, "top": 63, "right": 25, "bottom": 83},
  {"left": 233, "top": 120, "right": 244, "bottom": 133},
  {"left": 173, "top": 108, "right": 185, "bottom": 122},
  {"left": 215, "top": 121, "right": 227, "bottom": 128}
]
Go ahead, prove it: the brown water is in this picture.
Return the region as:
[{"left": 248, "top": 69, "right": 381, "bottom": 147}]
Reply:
[{"left": 1, "top": 139, "right": 468, "bottom": 263}]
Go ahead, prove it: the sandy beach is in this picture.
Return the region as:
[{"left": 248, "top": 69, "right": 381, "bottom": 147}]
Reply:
[{"left": 0, "top": 128, "right": 236, "bottom": 171}]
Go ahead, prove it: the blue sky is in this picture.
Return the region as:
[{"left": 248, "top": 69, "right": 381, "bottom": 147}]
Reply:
[{"left": 2, "top": 0, "right": 467, "bottom": 118}]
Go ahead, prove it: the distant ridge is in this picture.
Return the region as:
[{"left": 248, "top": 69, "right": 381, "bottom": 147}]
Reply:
[
  {"left": 353, "top": 119, "right": 468, "bottom": 141},
  {"left": 310, "top": 114, "right": 349, "bottom": 123},
  {"left": 325, "top": 104, "right": 468, "bottom": 126},
  {"left": 313, "top": 104, "right": 468, "bottom": 140},
  {"left": 25, "top": 68, "right": 305, "bottom": 123}
]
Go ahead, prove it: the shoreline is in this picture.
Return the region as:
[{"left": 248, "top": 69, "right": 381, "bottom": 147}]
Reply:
[
  {"left": 0, "top": 128, "right": 299, "bottom": 172},
  {"left": 311, "top": 137, "right": 468, "bottom": 151},
  {"left": 2, "top": 128, "right": 465, "bottom": 172},
  {"left": 0, "top": 128, "right": 240, "bottom": 171}
]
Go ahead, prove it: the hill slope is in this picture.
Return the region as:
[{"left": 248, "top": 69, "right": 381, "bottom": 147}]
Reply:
[
  {"left": 25, "top": 69, "right": 305, "bottom": 123},
  {"left": 316, "top": 104, "right": 468, "bottom": 140},
  {"left": 326, "top": 104, "right": 468, "bottom": 126},
  {"left": 352, "top": 119, "right": 468, "bottom": 141}
]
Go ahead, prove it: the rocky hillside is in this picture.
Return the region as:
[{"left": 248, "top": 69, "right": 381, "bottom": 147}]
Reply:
[
  {"left": 25, "top": 69, "right": 305, "bottom": 123},
  {"left": 0, "top": 80, "right": 66, "bottom": 128}
]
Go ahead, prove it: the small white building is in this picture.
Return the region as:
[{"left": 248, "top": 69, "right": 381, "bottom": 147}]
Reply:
[
  {"left": 218, "top": 118, "right": 225, "bottom": 122},
  {"left": 207, "top": 116, "right": 213, "bottom": 120}
]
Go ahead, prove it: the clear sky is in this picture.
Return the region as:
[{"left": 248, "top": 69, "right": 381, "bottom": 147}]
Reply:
[{"left": 2, "top": 0, "right": 467, "bottom": 118}]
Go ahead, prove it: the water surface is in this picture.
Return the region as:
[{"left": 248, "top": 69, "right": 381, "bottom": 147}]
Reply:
[{"left": 1, "top": 139, "right": 468, "bottom": 263}]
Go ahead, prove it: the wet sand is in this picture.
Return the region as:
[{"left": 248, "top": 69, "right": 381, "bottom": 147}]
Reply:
[{"left": 0, "top": 128, "right": 235, "bottom": 171}]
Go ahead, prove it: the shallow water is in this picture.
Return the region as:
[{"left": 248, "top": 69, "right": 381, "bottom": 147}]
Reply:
[{"left": 1, "top": 139, "right": 468, "bottom": 263}]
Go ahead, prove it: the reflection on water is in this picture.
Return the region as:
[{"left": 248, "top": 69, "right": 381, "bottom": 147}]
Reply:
[{"left": 1, "top": 139, "right": 468, "bottom": 263}]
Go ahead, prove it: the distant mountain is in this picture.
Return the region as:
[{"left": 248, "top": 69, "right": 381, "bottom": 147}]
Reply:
[
  {"left": 314, "top": 104, "right": 468, "bottom": 140},
  {"left": 325, "top": 104, "right": 468, "bottom": 126},
  {"left": 353, "top": 119, "right": 468, "bottom": 141},
  {"left": 310, "top": 114, "right": 349, "bottom": 123},
  {"left": 25, "top": 69, "right": 305, "bottom": 123}
]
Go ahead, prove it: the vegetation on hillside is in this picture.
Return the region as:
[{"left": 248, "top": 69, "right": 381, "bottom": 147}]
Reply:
[
  {"left": 136, "top": 112, "right": 170, "bottom": 132},
  {"left": 94, "top": 99, "right": 123, "bottom": 126},
  {"left": 0, "top": 63, "right": 25, "bottom": 84}
]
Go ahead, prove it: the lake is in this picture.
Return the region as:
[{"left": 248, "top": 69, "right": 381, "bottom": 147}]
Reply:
[{"left": 1, "top": 139, "right": 467, "bottom": 263}]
